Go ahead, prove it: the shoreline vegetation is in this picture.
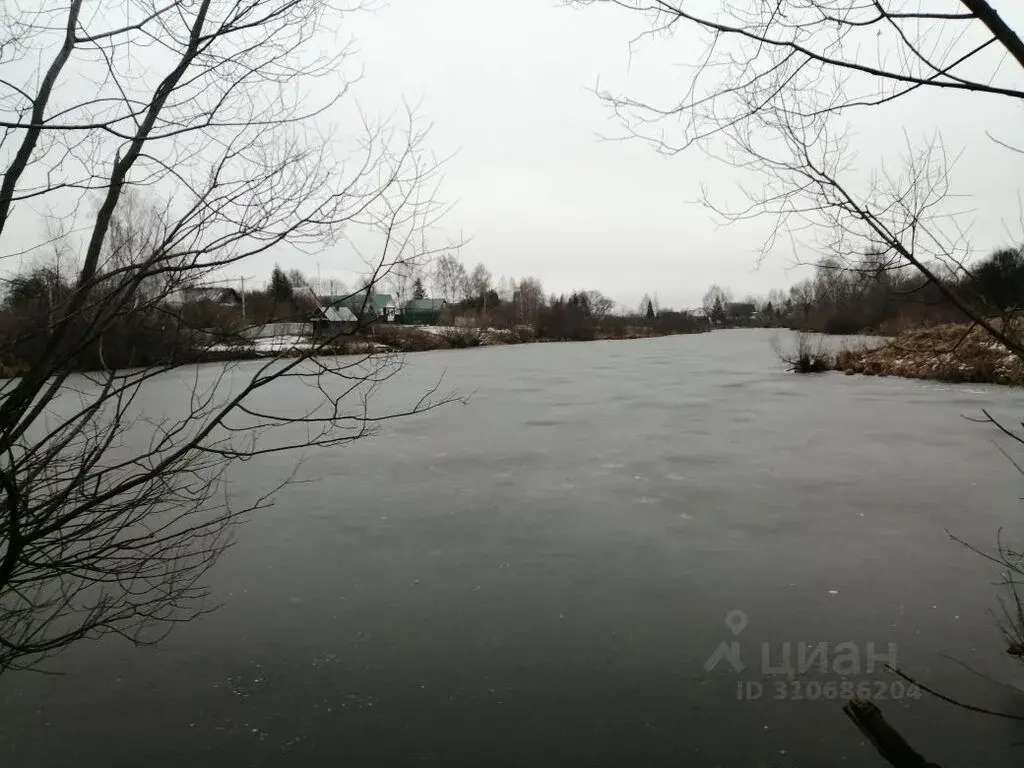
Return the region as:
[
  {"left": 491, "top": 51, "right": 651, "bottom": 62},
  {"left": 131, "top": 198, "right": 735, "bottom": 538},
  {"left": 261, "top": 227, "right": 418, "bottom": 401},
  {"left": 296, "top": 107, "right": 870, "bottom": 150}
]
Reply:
[
  {"left": 7, "top": 241, "right": 1024, "bottom": 385},
  {"left": 0, "top": 322, "right": 711, "bottom": 379},
  {"left": 8, "top": 315, "right": 1024, "bottom": 388},
  {"left": 0, "top": 264, "right": 711, "bottom": 377},
  {"left": 785, "top": 322, "right": 1024, "bottom": 386},
  {"left": 225, "top": 323, "right": 710, "bottom": 361}
]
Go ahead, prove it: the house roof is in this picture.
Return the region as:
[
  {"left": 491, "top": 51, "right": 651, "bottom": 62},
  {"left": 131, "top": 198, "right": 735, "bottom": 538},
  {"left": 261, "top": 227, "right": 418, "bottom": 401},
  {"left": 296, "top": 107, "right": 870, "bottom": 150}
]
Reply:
[
  {"left": 323, "top": 292, "right": 395, "bottom": 312},
  {"left": 318, "top": 306, "right": 357, "bottom": 323},
  {"left": 404, "top": 298, "right": 446, "bottom": 311},
  {"left": 166, "top": 286, "right": 240, "bottom": 306}
]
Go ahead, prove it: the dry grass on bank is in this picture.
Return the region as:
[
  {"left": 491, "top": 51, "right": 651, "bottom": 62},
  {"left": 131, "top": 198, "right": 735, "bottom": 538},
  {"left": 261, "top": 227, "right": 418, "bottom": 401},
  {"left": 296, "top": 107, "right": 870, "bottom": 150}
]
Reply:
[{"left": 834, "top": 320, "right": 1024, "bottom": 385}]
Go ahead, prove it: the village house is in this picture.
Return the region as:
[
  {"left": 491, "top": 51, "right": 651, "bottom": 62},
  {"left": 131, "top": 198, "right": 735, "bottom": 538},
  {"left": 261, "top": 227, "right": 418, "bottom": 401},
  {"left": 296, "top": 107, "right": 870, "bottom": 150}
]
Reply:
[
  {"left": 165, "top": 286, "right": 243, "bottom": 308},
  {"left": 321, "top": 292, "right": 398, "bottom": 323},
  {"left": 401, "top": 298, "right": 446, "bottom": 325}
]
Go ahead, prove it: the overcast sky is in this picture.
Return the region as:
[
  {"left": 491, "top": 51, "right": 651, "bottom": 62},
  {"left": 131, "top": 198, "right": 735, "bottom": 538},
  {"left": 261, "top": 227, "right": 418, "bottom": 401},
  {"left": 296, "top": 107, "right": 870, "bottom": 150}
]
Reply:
[
  {"left": 7, "top": 1, "right": 1024, "bottom": 311},
  {"left": 293, "top": 0, "right": 1024, "bottom": 310},
  {"left": 340, "top": 0, "right": 791, "bottom": 310}
]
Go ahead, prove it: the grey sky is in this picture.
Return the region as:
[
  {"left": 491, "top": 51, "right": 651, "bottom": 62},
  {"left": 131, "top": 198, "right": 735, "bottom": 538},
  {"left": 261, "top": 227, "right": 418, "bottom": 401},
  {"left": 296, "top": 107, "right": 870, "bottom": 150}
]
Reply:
[
  {"left": 5, "top": 1, "right": 1024, "bottom": 311},
  {"left": 309, "top": 0, "right": 1022, "bottom": 310},
  {"left": 343, "top": 0, "right": 785, "bottom": 310}
]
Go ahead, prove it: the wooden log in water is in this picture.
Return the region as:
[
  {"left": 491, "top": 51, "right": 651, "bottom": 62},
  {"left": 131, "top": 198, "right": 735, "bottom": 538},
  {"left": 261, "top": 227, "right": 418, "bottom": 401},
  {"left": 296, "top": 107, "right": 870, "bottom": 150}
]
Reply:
[{"left": 842, "top": 698, "right": 943, "bottom": 768}]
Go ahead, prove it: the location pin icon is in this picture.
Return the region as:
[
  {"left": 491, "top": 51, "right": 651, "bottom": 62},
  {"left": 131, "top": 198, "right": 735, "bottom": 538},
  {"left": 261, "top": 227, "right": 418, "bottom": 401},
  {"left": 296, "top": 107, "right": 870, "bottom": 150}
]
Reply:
[{"left": 725, "top": 609, "right": 748, "bottom": 636}]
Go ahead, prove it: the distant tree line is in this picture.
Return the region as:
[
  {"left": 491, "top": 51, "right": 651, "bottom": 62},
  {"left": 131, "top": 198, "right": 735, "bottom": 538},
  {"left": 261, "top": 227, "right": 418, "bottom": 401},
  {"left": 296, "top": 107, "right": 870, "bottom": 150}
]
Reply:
[
  {"left": 0, "top": 250, "right": 335, "bottom": 373},
  {"left": 705, "top": 245, "right": 1024, "bottom": 335},
  {"left": 16, "top": 237, "right": 1024, "bottom": 375},
  {"left": 534, "top": 290, "right": 703, "bottom": 340},
  {"left": 0, "top": 197, "right": 223, "bottom": 373}
]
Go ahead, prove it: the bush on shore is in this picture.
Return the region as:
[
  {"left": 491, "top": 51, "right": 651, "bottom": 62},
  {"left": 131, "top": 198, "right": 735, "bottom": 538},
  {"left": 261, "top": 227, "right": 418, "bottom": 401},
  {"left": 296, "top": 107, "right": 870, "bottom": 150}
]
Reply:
[
  {"left": 439, "top": 327, "right": 483, "bottom": 348},
  {"left": 370, "top": 326, "right": 445, "bottom": 353},
  {"left": 775, "top": 333, "right": 835, "bottom": 374}
]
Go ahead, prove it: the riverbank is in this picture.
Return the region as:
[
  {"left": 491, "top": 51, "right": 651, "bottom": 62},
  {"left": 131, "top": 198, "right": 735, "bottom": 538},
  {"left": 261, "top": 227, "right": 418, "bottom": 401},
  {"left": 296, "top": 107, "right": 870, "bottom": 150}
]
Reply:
[
  {"left": 832, "top": 321, "right": 1024, "bottom": 385},
  {"left": 255, "top": 324, "right": 708, "bottom": 357},
  {"left": 0, "top": 324, "right": 709, "bottom": 377}
]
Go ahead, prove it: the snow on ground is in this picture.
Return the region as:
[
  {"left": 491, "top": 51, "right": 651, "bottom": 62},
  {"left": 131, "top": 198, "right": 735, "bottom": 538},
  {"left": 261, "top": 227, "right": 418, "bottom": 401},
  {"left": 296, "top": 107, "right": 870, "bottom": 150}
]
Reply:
[
  {"left": 206, "top": 335, "right": 311, "bottom": 354},
  {"left": 207, "top": 335, "right": 391, "bottom": 356},
  {"left": 205, "top": 323, "right": 518, "bottom": 358},
  {"left": 410, "top": 325, "right": 459, "bottom": 336},
  {"left": 411, "top": 325, "right": 512, "bottom": 337}
]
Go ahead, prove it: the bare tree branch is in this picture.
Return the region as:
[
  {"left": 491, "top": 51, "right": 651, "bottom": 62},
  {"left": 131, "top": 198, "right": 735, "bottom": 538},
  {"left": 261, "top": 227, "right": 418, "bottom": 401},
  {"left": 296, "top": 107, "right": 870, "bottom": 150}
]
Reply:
[{"left": 0, "top": 0, "right": 459, "bottom": 672}]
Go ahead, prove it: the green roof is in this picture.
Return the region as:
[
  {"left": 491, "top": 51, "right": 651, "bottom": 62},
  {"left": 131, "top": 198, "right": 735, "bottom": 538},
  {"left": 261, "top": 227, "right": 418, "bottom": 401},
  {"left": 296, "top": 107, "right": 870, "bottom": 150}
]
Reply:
[
  {"left": 325, "top": 293, "right": 395, "bottom": 314},
  {"left": 404, "top": 298, "right": 445, "bottom": 311}
]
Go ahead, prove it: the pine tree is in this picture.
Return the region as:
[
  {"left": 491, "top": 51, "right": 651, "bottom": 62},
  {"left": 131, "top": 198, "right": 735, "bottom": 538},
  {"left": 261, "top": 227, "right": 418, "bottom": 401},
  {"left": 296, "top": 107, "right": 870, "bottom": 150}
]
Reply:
[
  {"left": 645, "top": 298, "right": 655, "bottom": 319},
  {"left": 711, "top": 296, "right": 725, "bottom": 323},
  {"left": 270, "top": 265, "right": 293, "bottom": 302},
  {"left": 412, "top": 276, "right": 426, "bottom": 300}
]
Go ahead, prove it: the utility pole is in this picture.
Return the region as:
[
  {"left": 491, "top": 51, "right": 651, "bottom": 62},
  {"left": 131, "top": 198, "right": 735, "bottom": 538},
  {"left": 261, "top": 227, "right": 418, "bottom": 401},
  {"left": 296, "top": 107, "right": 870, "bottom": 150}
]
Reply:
[{"left": 238, "top": 274, "right": 254, "bottom": 325}]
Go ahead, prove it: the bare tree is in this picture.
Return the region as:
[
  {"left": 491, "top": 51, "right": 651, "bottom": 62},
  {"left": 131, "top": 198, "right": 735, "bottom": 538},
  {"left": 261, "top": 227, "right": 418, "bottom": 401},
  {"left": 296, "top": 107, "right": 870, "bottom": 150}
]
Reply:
[
  {"left": 286, "top": 269, "right": 309, "bottom": 288},
  {"left": 789, "top": 280, "right": 815, "bottom": 322},
  {"left": 0, "top": 0, "right": 458, "bottom": 673},
  {"left": 638, "top": 293, "right": 653, "bottom": 317},
  {"left": 496, "top": 276, "right": 515, "bottom": 303},
  {"left": 385, "top": 265, "right": 416, "bottom": 309},
  {"left": 767, "top": 288, "right": 788, "bottom": 315},
  {"left": 702, "top": 284, "right": 732, "bottom": 319},
  {"left": 513, "top": 277, "right": 545, "bottom": 325},
  {"left": 432, "top": 253, "right": 465, "bottom": 303},
  {"left": 585, "top": 290, "right": 615, "bottom": 320},
  {"left": 577, "top": 0, "right": 1024, "bottom": 352},
  {"left": 454, "top": 262, "right": 470, "bottom": 304},
  {"left": 468, "top": 263, "right": 492, "bottom": 305}
]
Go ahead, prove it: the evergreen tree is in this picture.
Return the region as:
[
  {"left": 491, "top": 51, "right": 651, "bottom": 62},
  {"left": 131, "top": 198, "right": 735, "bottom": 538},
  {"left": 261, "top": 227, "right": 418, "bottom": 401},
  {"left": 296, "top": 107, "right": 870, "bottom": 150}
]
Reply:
[
  {"left": 711, "top": 296, "right": 725, "bottom": 323},
  {"left": 412, "top": 276, "right": 426, "bottom": 300},
  {"left": 270, "top": 265, "right": 293, "bottom": 302},
  {"left": 645, "top": 298, "right": 655, "bottom": 319}
]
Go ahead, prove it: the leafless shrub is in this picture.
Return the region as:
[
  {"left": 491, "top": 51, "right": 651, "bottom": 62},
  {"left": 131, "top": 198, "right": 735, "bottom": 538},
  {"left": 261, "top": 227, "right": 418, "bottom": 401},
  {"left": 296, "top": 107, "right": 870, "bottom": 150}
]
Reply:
[
  {"left": 372, "top": 326, "right": 445, "bottom": 353},
  {"left": 439, "top": 327, "right": 483, "bottom": 349},
  {"left": 774, "top": 333, "right": 834, "bottom": 374}
]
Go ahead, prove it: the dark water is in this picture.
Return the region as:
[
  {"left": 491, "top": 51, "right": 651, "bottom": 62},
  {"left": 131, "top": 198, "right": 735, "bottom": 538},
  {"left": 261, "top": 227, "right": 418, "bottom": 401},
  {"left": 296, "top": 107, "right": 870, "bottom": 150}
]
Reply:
[{"left": 4, "top": 329, "right": 1024, "bottom": 766}]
